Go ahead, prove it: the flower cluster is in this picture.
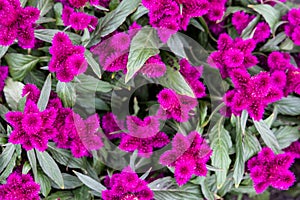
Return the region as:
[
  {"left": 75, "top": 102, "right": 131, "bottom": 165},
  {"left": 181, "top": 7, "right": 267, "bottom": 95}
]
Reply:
[
  {"left": 0, "top": 66, "right": 8, "bottom": 93},
  {"left": 49, "top": 32, "right": 87, "bottom": 82},
  {"left": 91, "top": 23, "right": 166, "bottom": 77},
  {"left": 284, "top": 141, "right": 300, "bottom": 159},
  {"left": 157, "top": 88, "right": 198, "bottom": 122},
  {"left": 224, "top": 69, "right": 283, "bottom": 120},
  {"left": 248, "top": 148, "right": 295, "bottom": 193},
  {"left": 232, "top": 11, "right": 270, "bottom": 43},
  {"left": 160, "top": 131, "right": 212, "bottom": 186},
  {"left": 285, "top": 8, "right": 300, "bottom": 46},
  {"left": 0, "top": 172, "right": 40, "bottom": 200},
  {"left": 102, "top": 167, "right": 154, "bottom": 200},
  {"left": 102, "top": 112, "right": 125, "bottom": 140},
  {"left": 0, "top": 0, "right": 40, "bottom": 48},
  {"left": 62, "top": 6, "right": 98, "bottom": 31},
  {"left": 142, "top": 0, "right": 227, "bottom": 42},
  {"left": 179, "top": 59, "right": 206, "bottom": 98},
  {"left": 119, "top": 116, "right": 169, "bottom": 157},
  {"left": 208, "top": 33, "right": 258, "bottom": 79}
]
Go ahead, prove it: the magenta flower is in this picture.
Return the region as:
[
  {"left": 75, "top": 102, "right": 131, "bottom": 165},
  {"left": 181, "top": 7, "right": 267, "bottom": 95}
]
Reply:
[
  {"left": 179, "top": 59, "right": 206, "bottom": 98},
  {"left": 22, "top": 84, "right": 41, "bottom": 103},
  {"left": 285, "top": 8, "right": 300, "bottom": 46},
  {"left": 102, "top": 167, "right": 154, "bottom": 200},
  {"left": 285, "top": 68, "right": 300, "bottom": 95},
  {"left": 224, "top": 70, "right": 284, "bottom": 120},
  {"left": 208, "top": 33, "right": 258, "bottom": 79},
  {"left": 6, "top": 99, "right": 57, "bottom": 151},
  {"left": 232, "top": 11, "right": 254, "bottom": 34},
  {"left": 157, "top": 88, "right": 198, "bottom": 122},
  {"left": 0, "top": 66, "right": 8, "bottom": 93},
  {"left": 253, "top": 22, "right": 270, "bottom": 43},
  {"left": 119, "top": 116, "right": 169, "bottom": 157},
  {"left": 49, "top": 32, "right": 87, "bottom": 82},
  {"left": 68, "top": 0, "right": 88, "bottom": 8},
  {"left": 248, "top": 147, "right": 295, "bottom": 194},
  {"left": 139, "top": 55, "right": 167, "bottom": 78},
  {"left": 0, "top": 172, "right": 40, "bottom": 200},
  {"left": 160, "top": 131, "right": 212, "bottom": 186},
  {"left": 284, "top": 141, "right": 300, "bottom": 159},
  {"left": 102, "top": 112, "right": 125, "bottom": 140},
  {"left": 267, "top": 52, "right": 293, "bottom": 72},
  {"left": 90, "top": 0, "right": 111, "bottom": 7},
  {"left": 0, "top": 0, "right": 40, "bottom": 48}
]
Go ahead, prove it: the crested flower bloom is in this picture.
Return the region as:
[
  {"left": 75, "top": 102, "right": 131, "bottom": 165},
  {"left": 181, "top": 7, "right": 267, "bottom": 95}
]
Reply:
[
  {"left": 5, "top": 98, "right": 57, "bottom": 151},
  {"left": 0, "top": 66, "right": 8, "bottom": 93},
  {"left": 160, "top": 131, "right": 212, "bottom": 186},
  {"left": 68, "top": 0, "right": 88, "bottom": 8},
  {"left": 0, "top": 0, "right": 40, "bottom": 48},
  {"left": 139, "top": 55, "right": 167, "bottom": 78},
  {"left": 102, "top": 167, "right": 154, "bottom": 200},
  {"left": 0, "top": 172, "right": 40, "bottom": 200},
  {"left": 267, "top": 52, "right": 293, "bottom": 72},
  {"left": 102, "top": 112, "right": 125, "bottom": 140},
  {"left": 253, "top": 22, "right": 271, "bottom": 43},
  {"left": 284, "top": 141, "right": 300, "bottom": 159},
  {"left": 157, "top": 88, "right": 198, "bottom": 122},
  {"left": 232, "top": 11, "right": 254, "bottom": 34},
  {"left": 119, "top": 116, "right": 169, "bottom": 157},
  {"left": 285, "top": 8, "right": 300, "bottom": 46},
  {"left": 62, "top": 6, "right": 98, "bottom": 31},
  {"left": 179, "top": 59, "right": 206, "bottom": 98},
  {"left": 224, "top": 69, "right": 284, "bottom": 120},
  {"left": 49, "top": 32, "right": 87, "bottom": 82},
  {"left": 285, "top": 68, "right": 300, "bottom": 95},
  {"left": 208, "top": 33, "right": 258, "bottom": 79},
  {"left": 248, "top": 147, "right": 295, "bottom": 193}
]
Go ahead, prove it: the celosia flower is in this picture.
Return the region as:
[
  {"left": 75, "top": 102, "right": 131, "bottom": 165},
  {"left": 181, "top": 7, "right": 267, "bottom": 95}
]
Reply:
[
  {"left": 157, "top": 88, "right": 198, "bottom": 122},
  {"left": 0, "top": 172, "right": 40, "bottom": 200},
  {"left": 284, "top": 141, "right": 300, "bottom": 159},
  {"left": 6, "top": 99, "right": 57, "bottom": 151},
  {"left": 253, "top": 22, "right": 270, "bottom": 43},
  {"left": 139, "top": 55, "right": 167, "bottom": 78},
  {"left": 119, "top": 116, "right": 169, "bottom": 157},
  {"left": 232, "top": 11, "right": 254, "bottom": 34},
  {"left": 102, "top": 167, "right": 154, "bottom": 200},
  {"left": 285, "top": 8, "right": 300, "bottom": 46},
  {"left": 179, "top": 59, "right": 206, "bottom": 98},
  {"left": 0, "top": 0, "right": 40, "bottom": 48},
  {"left": 267, "top": 52, "right": 293, "bottom": 72},
  {"left": 259, "top": 0, "right": 286, "bottom": 6},
  {"left": 68, "top": 0, "right": 88, "bottom": 8},
  {"left": 160, "top": 131, "right": 212, "bottom": 186},
  {"left": 90, "top": 0, "right": 111, "bottom": 7},
  {"left": 49, "top": 32, "right": 87, "bottom": 82},
  {"left": 102, "top": 112, "right": 125, "bottom": 140},
  {"left": 208, "top": 33, "right": 258, "bottom": 79},
  {"left": 285, "top": 68, "right": 300, "bottom": 95},
  {"left": 0, "top": 66, "right": 8, "bottom": 93},
  {"left": 248, "top": 147, "right": 295, "bottom": 193},
  {"left": 22, "top": 84, "right": 41, "bottom": 103},
  {"left": 224, "top": 70, "right": 284, "bottom": 120}
]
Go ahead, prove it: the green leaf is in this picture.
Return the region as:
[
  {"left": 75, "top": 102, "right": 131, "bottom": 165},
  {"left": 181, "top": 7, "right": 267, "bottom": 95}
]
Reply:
[
  {"left": 5, "top": 53, "right": 40, "bottom": 81},
  {"left": 243, "top": 131, "right": 261, "bottom": 161},
  {"left": 22, "top": 161, "right": 31, "bottom": 174},
  {"left": 260, "top": 32, "right": 286, "bottom": 52},
  {"left": 248, "top": 4, "right": 280, "bottom": 33},
  {"left": 35, "top": 29, "right": 82, "bottom": 44},
  {"left": 167, "top": 33, "right": 188, "bottom": 59},
  {"left": 56, "top": 81, "right": 76, "bottom": 107},
  {"left": 36, "top": 169, "right": 52, "bottom": 197},
  {"left": 125, "top": 27, "right": 160, "bottom": 83},
  {"left": 88, "top": 0, "right": 140, "bottom": 46},
  {"left": 148, "top": 177, "right": 202, "bottom": 200},
  {"left": 131, "top": 5, "right": 148, "bottom": 21},
  {"left": 37, "top": 0, "right": 54, "bottom": 17},
  {"left": 84, "top": 50, "right": 102, "bottom": 79},
  {"left": 0, "top": 153, "right": 17, "bottom": 183},
  {"left": 274, "top": 126, "right": 300, "bottom": 149},
  {"left": 45, "top": 191, "right": 73, "bottom": 200},
  {"left": 53, "top": 3, "right": 64, "bottom": 26},
  {"left": 52, "top": 173, "right": 83, "bottom": 189},
  {"left": 209, "top": 118, "right": 232, "bottom": 188},
  {"left": 198, "top": 177, "right": 214, "bottom": 200},
  {"left": 37, "top": 74, "right": 52, "bottom": 111},
  {"left": 3, "top": 78, "right": 24, "bottom": 110},
  {"left": 253, "top": 120, "right": 281, "bottom": 154},
  {"left": 159, "top": 67, "right": 195, "bottom": 97},
  {"left": 0, "top": 45, "right": 9, "bottom": 59},
  {"left": 280, "top": 37, "right": 294, "bottom": 51},
  {"left": 275, "top": 96, "right": 300, "bottom": 116},
  {"left": 36, "top": 150, "right": 64, "bottom": 189},
  {"left": 73, "top": 171, "right": 106, "bottom": 193},
  {"left": 241, "top": 15, "right": 260, "bottom": 39},
  {"left": 20, "top": 0, "right": 28, "bottom": 7},
  {"left": 0, "top": 144, "right": 15, "bottom": 174},
  {"left": 27, "top": 150, "right": 37, "bottom": 177},
  {"left": 224, "top": 6, "right": 250, "bottom": 18},
  {"left": 189, "top": 18, "right": 205, "bottom": 32}
]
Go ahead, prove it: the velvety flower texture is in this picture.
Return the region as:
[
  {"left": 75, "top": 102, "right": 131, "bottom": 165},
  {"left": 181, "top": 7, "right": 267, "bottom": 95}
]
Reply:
[
  {"left": 224, "top": 69, "right": 284, "bottom": 120},
  {"left": 139, "top": 55, "right": 167, "bottom": 78},
  {"left": 0, "top": 0, "right": 40, "bottom": 48},
  {"left": 62, "top": 6, "right": 98, "bottom": 31},
  {"left": 232, "top": 11, "right": 254, "bottom": 34},
  {"left": 208, "top": 33, "right": 258, "bottom": 79},
  {"left": 248, "top": 147, "right": 295, "bottom": 193},
  {"left": 0, "top": 66, "right": 9, "bottom": 93},
  {"left": 160, "top": 131, "right": 212, "bottom": 186},
  {"left": 102, "top": 112, "right": 125, "bottom": 140},
  {"left": 119, "top": 116, "right": 169, "bottom": 157},
  {"left": 284, "top": 141, "right": 300, "bottom": 159},
  {"left": 157, "top": 88, "right": 198, "bottom": 122},
  {"left": 179, "top": 59, "right": 206, "bottom": 98},
  {"left": 6, "top": 99, "right": 57, "bottom": 151},
  {"left": 49, "top": 32, "right": 87, "bottom": 82},
  {"left": 285, "top": 8, "right": 300, "bottom": 46},
  {"left": 0, "top": 172, "right": 40, "bottom": 200},
  {"left": 102, "top": 167, "right": 154, "bottom": 200}
]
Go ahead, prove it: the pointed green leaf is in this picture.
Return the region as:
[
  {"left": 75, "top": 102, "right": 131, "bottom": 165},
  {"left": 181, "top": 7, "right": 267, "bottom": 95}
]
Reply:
[
  {"left": 37, "top": 74, "right": 52, "bottom": 111},
  {"left": 0, "top": 144, "right": 15, "bottom": 174},
  {"left": 3, "top": 78, "right": 24, "bottom": 110},
  {"left": 84, "top": 50, "right": 102, "bottom": 79},
  {"left": 73, "top": 171, "right": 106, "bottom": 193}
]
